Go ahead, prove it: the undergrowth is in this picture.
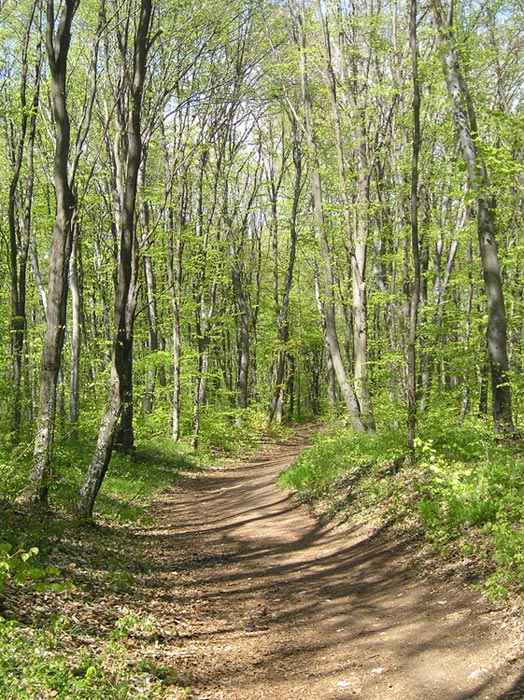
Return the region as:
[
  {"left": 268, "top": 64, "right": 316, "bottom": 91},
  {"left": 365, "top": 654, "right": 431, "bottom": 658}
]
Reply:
[
  {"left": 278, "top": 411, "right": 524, "bottom": 602},
  {"left": 0, "top": 405, "right": 287, "bottom": 699},
  {"left": 0, "top": 432, "right": 191, "bottom": 700},
  {"left": 0, "top": 615, "right": 167, "bottom": 700}
]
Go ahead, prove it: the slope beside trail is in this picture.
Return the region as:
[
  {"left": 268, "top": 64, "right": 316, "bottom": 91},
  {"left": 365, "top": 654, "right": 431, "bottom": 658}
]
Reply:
[{"left": 137, "top": 428, "right": 524, "bottom": 700}]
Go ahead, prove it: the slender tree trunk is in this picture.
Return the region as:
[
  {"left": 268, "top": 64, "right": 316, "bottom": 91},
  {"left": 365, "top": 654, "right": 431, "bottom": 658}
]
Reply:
[
  {"left": 191, "top": 150, "right": 214, "bottom": 448},
  {"left": 230, "top": 238, "right": 250, "bottom": 425},
  {"left": 268, "top": 173, "right": 283, "bottom": 422},
  {"left": 7, "top": 5, "right": 40, "bottom": 440},
  {"left": 30, "top": 244, "right": 48, "bottom": 316},
  {"left": 140, "top": 189, "right": 159, "bottom": 414},
  {"left": 318, "top": 0, "right": 375, "bottom": 432},
  {"left": 407, "top": 0, "right": 421, "bottom": 454},
  {"left": 314, "top": 268, "right": 337, "bottom": 410},
  {"left": 225, "top": 156, "right": 261, "bottom": 426},
  {"left": 250, "top": 229, "right": 263, "bottom": 404},
  {"left": 141, "top": 254, "right": 157, "bottom": 413},
  {"left": 460, "top": 238, "right": 474, "bottom": 422},
  {"left": 167, "top": 184, "right": 185, "bottom": 442},
  {"left": 69, "top": 225, "right": 81, "bottom": 437},
  {"left": 297, "top": 8, "right": 365, "bottom": 432},
  {"left": 77, "top": 0, "right": 153, "bottom": 518},
  {"left": 171, "top": 292, "right": 182, "bottom": 441},
  {"left": 287, "top": 354, "right": 296, "bottom": 419},
  {"left": 28, "top": 0, "right": 80, "bottom": 504},
  {"left": 268, "top": 120, "right": 301, "bottom": 424},
  {"left": 431, "top": 0, "right": 516, "bottom": 435}
]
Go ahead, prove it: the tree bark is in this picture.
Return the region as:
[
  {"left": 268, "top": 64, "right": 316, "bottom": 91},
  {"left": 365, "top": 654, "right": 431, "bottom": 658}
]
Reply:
[
  {"left": 296, "top": 7, "right": 365, "bottom": 432},
  {"left": 7, "top": 4, "right": 40, "bottom": 440},
  {"left": 29, "top": 0, "right": 79, "bottom": 503},
  {"left": 431, "top": 0, "right": 516, "bottom": 435},
  {"left": 141, "top": 251, "right": 158, "bottom": 414},
  {"left": 77, "top": 0, "right": 153, "bottom": 518},
  {"left": 407, "top": 0, "right": 422, "bottom": 454},
  {"left": 139, "top": 183, "right": 160, "bottom": 416},
  {"left": 226, "top": 151, "right": 261, "bottom": 426},
  {"left": 191, "top": 149, "right": 215, "bottom": 449},
  {"left": 318, "top": 0, "right": 375, "bottom": 432},
  {"left": 68, "top": 225, "right": 81, "bottom": 437},
  {"left": 167, "top": 181, "right": 185, "bottom": 442},
  {"left": 268, "top": 119, "right": 301, "bottom": 425},
  {"left": 314, "top": 267, "right": 337, "bottom": 410},
  {"left": 231, "top": 237, "right": 250, "bottom": 425}
]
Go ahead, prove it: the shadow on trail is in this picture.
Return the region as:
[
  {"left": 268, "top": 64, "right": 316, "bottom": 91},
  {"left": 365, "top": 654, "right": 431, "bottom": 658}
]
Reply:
[
  {"left": 496, "top": 673, "right": 524, "bottom": 699},
  {"left": 133, "top": 443, "right": 523, "bottom": 700}
]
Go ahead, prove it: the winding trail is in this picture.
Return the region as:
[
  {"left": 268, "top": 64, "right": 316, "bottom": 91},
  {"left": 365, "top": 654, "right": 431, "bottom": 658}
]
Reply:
[{"left": 137, "top": 429, "right": 524, "bottom": 699}]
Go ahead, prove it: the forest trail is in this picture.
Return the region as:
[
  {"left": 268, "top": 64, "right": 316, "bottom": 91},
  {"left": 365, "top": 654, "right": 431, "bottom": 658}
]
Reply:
[{"left": 137, "top": 428, "right": 524, "bottom": 699}]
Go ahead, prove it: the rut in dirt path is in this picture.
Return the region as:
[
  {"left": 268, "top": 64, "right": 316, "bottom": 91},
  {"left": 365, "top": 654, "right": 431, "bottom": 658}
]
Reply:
[{"left": 139, "top": 431, "right": 524, "bottom": 700}]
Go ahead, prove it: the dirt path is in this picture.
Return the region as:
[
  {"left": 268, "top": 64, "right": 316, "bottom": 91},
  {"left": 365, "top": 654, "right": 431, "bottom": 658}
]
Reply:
[{"left": 137, "top": 429, "right": 524, "bottom": 699}]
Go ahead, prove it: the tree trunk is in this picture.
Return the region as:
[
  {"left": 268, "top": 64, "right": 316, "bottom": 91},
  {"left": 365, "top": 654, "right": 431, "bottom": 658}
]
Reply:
[
  {"left": 297, "top": 8, "right": 365, "bottom": 433},
  {"left": 268, "top": 116, "right": 301, "bottom": 425},
  {"left": 318, "top": 0, "right": 375, "bottom": 432},
  {"left": 77, "top": 374, "right": 120, "bottom": 517},
  {"left": 314, "top": 267, "right": 337, "bottom": 410},
  {"left": 191, "top": 149, "right": 215, "bottom": 449},
  {"left": 167, "top": 184, "right": 185, "bottom": 442},
  {"left": 29, "top": 0, "right": 80, "bottom": 504},
  {"left": 225, "top": 155, "right": 261, "bottom": 426},
  {"left": 7, "top": 5, "right": 40, "bottom": 441},
  {"left": 431, "top": 0, "right": 516, "bottom": 435},
  {"left": 77, "top": 0, "right": 153, "bottom": 518},
  {"left": 141, "top": 184, "right": 159, "bottom": 414},
  {"left": 69, "top": 225, "right": 81, "bottom": 437},
  {"left": 231, "top": 239, "right": 250, "bottom": 425},
  {"left": 406, "top": 0, "right": 422, "bottom": 453}
]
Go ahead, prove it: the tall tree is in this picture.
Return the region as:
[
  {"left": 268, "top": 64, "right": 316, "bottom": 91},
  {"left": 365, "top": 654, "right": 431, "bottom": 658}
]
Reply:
[
  {"left": 77, "top": 0, "right": 153, "bottom": 518},
  {"left": 295, "top": 3, "right": 366, "bottom": 433},
  {"left": 431, "top": 0, "right": 517, "bottom": 435},
  {"left": 316, "top": 0, "right": 376, "bottom": 432},
  {"left": 67, "top": 5, "right": 102, "bottom": 437},
  {"left": 28, "top": 0, "right": 80, "bottom": 503},
  {"left": 407, "top": 0, "right": 422, "bottom": 452},
  {"left": 267, "top": 114, "right": 302, "bottom": 424},
  {"left": 4, "top": 2, "right": 42, "bottom": 440}
]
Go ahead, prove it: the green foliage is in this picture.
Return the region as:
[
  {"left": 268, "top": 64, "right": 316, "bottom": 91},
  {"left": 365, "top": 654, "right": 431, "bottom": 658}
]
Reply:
[
  {"left": 0, "top": 438, "right": 34, "bottom": 500},
  {"left": 0, "top": 540, "right": 68, "bottom": 601},
  {"left": 0, "top": 423, "right": 200, "bottom": 520},
  {"left": 278, "top": 420, "right": 407, "bottom": 523},
  {"left": 413, "top": 434, "right": 524, "bottom": 598},
  {"left": 110, "top": 612, "right": 157, "bottom": 642},
  {"left": 0, "top": 544, "right": 39, "bottom": 594},
  {"left": 0, "top": 400, "right": 283, "bottom": 519},
  {"left": 0, "top": 618, "right": 164, "bottom": 700},
  {"left": 0, "top": 458, "right": 189, "bottom": 700}
]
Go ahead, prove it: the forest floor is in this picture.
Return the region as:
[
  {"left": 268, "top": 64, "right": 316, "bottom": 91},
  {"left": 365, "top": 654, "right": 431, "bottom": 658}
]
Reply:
[{"left": 4, "top": 425, "right": 524, "bottom": 699}]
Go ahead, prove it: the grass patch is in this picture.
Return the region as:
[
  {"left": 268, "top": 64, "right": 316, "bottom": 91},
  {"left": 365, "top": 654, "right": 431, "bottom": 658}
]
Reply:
[
  {"left": 0, "top": 615, "right": 166, "bottom": 700},
  {"left": 278, "top": 423, "right": 407, "bottom": 523}
]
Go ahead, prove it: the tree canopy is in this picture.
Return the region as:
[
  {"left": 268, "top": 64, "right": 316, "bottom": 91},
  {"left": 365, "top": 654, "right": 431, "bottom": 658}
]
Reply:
[{"left": 1, "top": 0, "right": 523, "bottom": 512}]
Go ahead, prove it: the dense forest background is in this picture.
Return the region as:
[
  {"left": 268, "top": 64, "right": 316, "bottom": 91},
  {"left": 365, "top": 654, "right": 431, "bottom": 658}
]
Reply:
[{"left": 1, "top": 0, "right": 524, "bottom": 515}]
